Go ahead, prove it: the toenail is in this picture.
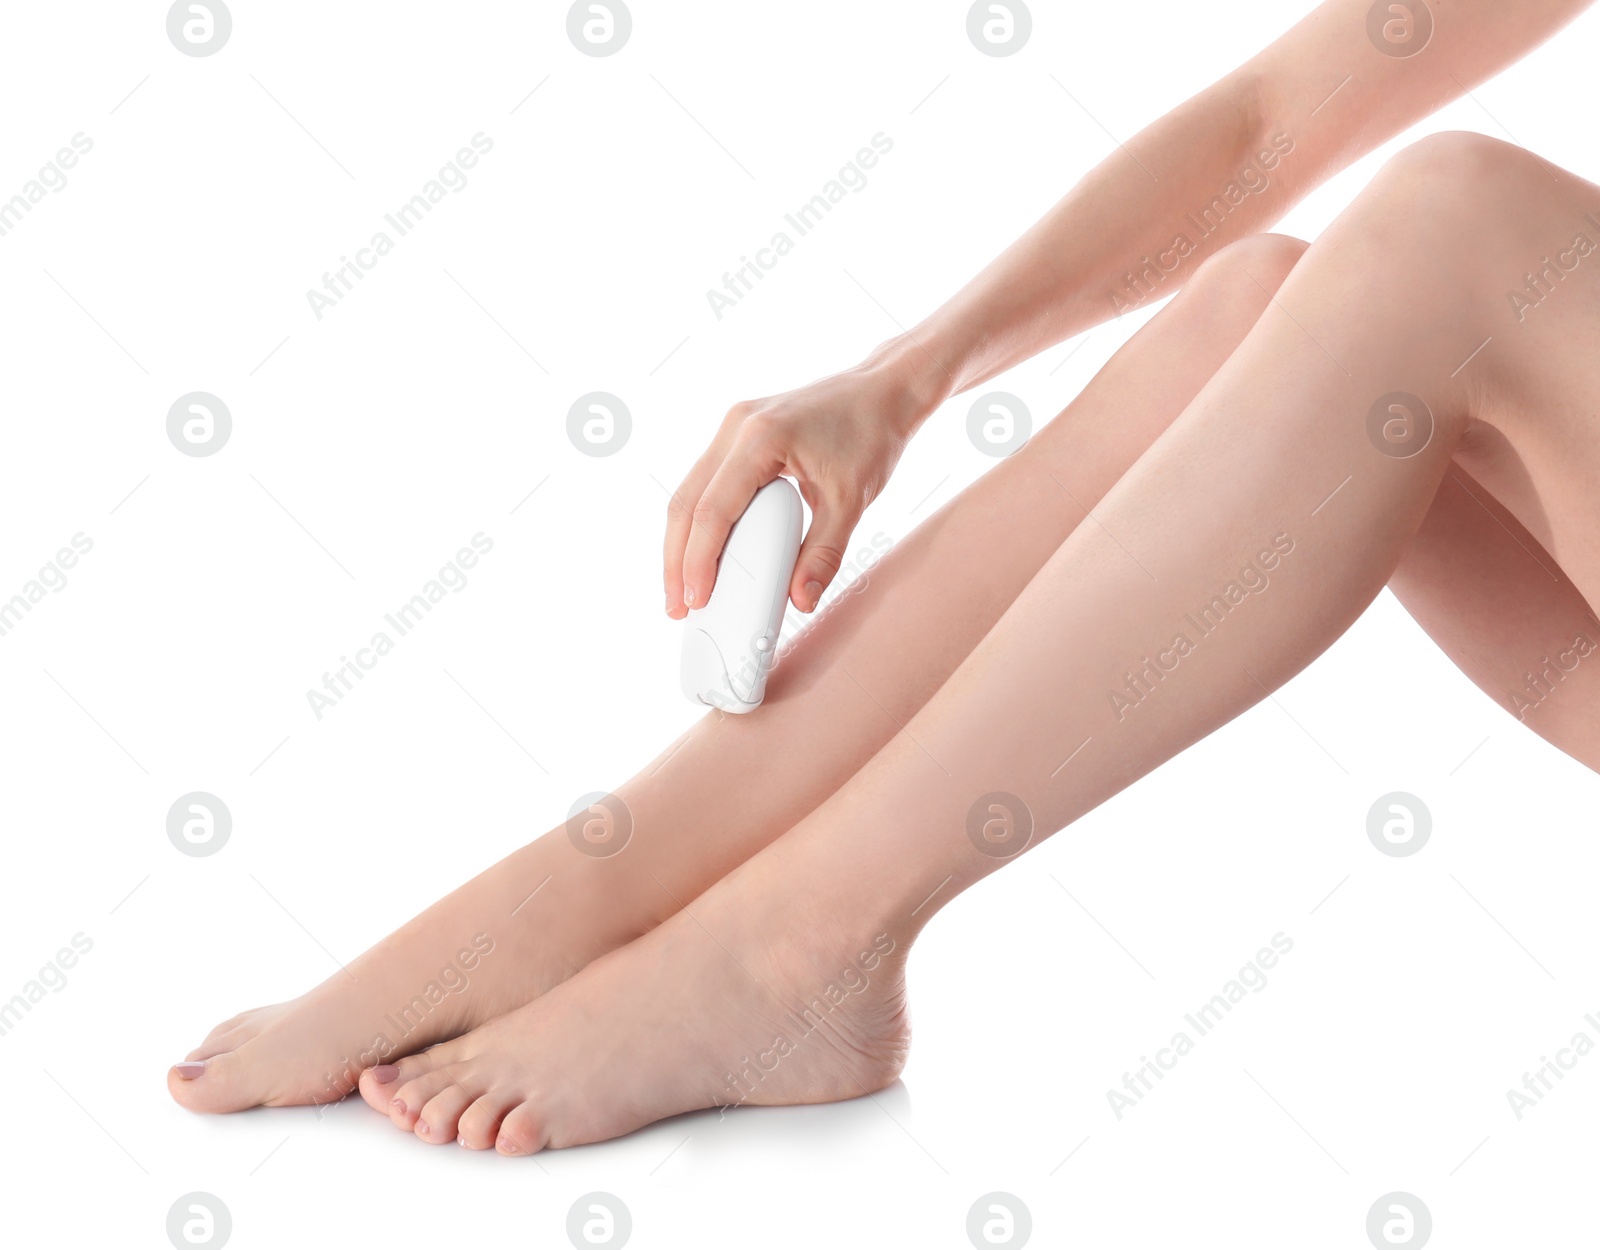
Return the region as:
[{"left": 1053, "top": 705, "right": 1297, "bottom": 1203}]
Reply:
[
  {"left": 172, "top": 1061, "right": 207, "bottom": 1080},
  {"left": 418, "top": 1121, "right": 430, "bottom": 1136},
  {"left": 498, "top": 1138, "right": 519, "bottom": 1155},
  {"left": 390, "top": 1098, "right": 407, "bottom": 1115},
  {"left": 371, "top": 1065, "right": 399, "bottom": 1084}
]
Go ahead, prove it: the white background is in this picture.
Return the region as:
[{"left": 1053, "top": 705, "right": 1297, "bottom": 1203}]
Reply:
[{"left": 2, "top": 1, "right": 1598, "bottom": 1246}]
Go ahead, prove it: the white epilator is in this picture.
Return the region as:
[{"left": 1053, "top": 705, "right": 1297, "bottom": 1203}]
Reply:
[{"left": 681, "top": 478, "right": 803, "bottom": 713}]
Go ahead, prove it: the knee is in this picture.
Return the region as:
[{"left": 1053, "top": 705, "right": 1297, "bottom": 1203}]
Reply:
[
  {"left": 1384, "top": 129, "right": 1520, "bottom": 180},
  {"left": 1368, "top": 130, "right": 1546, "bottom": 226},
  {"left": 1329, "top": 130, "right": 1566, "bottom": 321}
]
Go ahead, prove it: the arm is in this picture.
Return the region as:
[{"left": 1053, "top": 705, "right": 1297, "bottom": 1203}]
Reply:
[
  {"left": 893, "top": 0, "right": 1595, "bottom": 408},
  {"left": 666, "top": 0, "right": 1594, "bottom": 619}
]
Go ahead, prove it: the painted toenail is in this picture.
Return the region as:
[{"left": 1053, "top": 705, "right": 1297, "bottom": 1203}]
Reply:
[
  {"left": 172, "top": 1061, "right": 207, "bottom": 1080},
  {"left": 390, "top": 1098, "right": 406, "bottom": 1115},
  {"left": 371, "top": 1065, "right": 399, "bottom": 1084}
]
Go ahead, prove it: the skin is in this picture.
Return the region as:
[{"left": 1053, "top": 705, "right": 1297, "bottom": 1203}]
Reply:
[
  {"left": 356, "top": 135, "right": 1600, "bottom": 1152},
  {"left": 171, "top": 1, "right": 1599, "bottom": 1152},
  {"left": 168, "top": 213, "right": 1311, "bottom": 1115},
  {"left": 664, "top": 0, "right": 1595, "bottom": 617}
]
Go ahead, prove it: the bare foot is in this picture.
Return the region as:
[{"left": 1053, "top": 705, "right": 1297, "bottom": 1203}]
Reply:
[
  {"left": 355, "top": 857, "right": 910, "bottom": 1153},
  {"left": 167, "top": 830, "right": 676, "bottom": 1112}
]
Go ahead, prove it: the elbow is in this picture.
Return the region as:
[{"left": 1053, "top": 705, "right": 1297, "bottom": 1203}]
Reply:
[
  {"left": 1220, "top": 67, "right": 1278, "bottom": 162},
  {"left": 1214, "top": 68, "right": 1301, "bottom": 202}
]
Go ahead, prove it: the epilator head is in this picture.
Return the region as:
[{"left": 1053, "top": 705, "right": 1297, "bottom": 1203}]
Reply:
[{"left": 680, "top": 478, "right": 803, "bottom": 713}]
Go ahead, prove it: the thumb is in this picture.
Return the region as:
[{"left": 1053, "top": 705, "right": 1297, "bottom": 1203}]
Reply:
[{"left": 790, "top": 498, "right": 860, "bottom": 613}]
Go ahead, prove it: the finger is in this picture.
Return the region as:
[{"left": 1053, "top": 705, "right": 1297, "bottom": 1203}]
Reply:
[
  {"left": 789, "top": 493, "right": 860, "bottom": 613},
  {"left": 681, "top": 441, "right": 783, "bottom": 611},
  {"left": 663, "top": 457, "right": 716, "bottom": 619}
]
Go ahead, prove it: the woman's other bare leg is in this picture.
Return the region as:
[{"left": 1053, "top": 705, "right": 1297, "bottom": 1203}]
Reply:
[{"left": 1391, "top": 465, "right": 1600, "bottom": 768}]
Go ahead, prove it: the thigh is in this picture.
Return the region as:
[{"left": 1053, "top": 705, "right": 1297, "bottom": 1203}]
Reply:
[{"left": 1389, "top": 463, "right": 1600, "bottom": 769}]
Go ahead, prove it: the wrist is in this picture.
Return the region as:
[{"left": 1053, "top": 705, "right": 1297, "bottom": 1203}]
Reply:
[{"left": 857, "top": 332, "right": 959, "bottom": 437}]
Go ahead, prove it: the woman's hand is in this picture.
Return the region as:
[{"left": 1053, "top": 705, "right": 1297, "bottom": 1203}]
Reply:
[{"left": 664, "top": 350, "right": 943, "bottom": 619}]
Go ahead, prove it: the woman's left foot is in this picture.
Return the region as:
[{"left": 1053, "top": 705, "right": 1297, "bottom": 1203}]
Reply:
[{"left": 356, "top": 857, "right": 911, "bottom": 1153}]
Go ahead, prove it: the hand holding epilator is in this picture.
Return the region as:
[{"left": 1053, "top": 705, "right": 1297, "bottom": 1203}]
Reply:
[{"left": 680, "top": 479, "right": 803, "bottom": 713}]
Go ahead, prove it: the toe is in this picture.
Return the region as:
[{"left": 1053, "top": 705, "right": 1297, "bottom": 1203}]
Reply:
[
  {"left": 358, "top": 1054, "right": 427, "bottom": 1115},
  {"left": 457, "top": 1094, "right": 514, "bottom": 1150},
  {"left": 185, "top": 1019, "right": 266, "bottom": 1062},
  {"left": 415, "top": 1083, "right": 475, "bottom": 1144},
  {"left": 388, "top": 1068, "right": 456, "bottom": 1130},
  {"left": 189, "top": 1005, "right": 274, "bottom": 1054},
  {"left": 166, "top": 1051, "right": 271, "bottom": 1114},
  {"left": 184, "top": 1036, "right": 240, "bottom": 1063},
  {"left": 210, "top": 1004, "right": 270, "bottom": 1035},
  {"left": 496, "top": 1102, "right": 545, "bottom": 1156}
]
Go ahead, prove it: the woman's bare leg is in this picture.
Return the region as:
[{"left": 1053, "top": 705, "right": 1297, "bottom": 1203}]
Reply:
[
  {"left": 168, "top": 224, "right": 1307, "bottom": 1113},
  {"left": 1390, "top": 466, "right": 1600, "bottom": 766},
  {"left": 356, "top": 133, "right": 1600, "bottom": 1154}
]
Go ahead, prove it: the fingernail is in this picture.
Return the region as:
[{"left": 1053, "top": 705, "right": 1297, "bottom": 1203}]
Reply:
[
  {"left": 805, "top": 580, "right": 823, "bottom": 609},
  {"left": 172, "top": 1061, "right": 206, "bottom": 1080},
  {"left": 390, "top": 1098, "right": 407, "bottom": 1115},
  {"left": 371, "top": 1065, "right": 399, "bottom": 1084}
]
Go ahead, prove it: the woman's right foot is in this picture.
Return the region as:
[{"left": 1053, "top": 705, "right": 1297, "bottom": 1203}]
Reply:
[{"left": 167, "top": 822, "right": 678, "bottom": 1113}]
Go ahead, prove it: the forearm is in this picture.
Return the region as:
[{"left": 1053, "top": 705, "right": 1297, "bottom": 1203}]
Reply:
[
  {"left": 866, "top": 0, "right": 1595, "bottom": 427},
  {"left": 876, "top": 72, "right": 1294, "bottom": 417}
]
